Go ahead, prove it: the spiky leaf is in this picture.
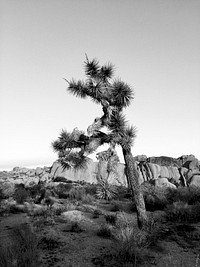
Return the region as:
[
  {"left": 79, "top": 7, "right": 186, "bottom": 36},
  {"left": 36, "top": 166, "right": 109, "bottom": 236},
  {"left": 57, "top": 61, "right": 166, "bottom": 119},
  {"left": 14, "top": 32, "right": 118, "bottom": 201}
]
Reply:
[
  {"left": 84, "top": 57, "right": 100, "bottom": 78},
  {"left": 119, "top": 125, "right": 137, "bottom": 149},
  {"left": 67, "top": 79, "right": 88, "bottom": 99},
  {"left": 112, "top": 79, "right": 134, "bottom": 108},
  {"left": 100, "top": 63, "right": 114, "bottom": 82},
  {"left": 108, "top": 112, "right": 127, "bottom": 133}
]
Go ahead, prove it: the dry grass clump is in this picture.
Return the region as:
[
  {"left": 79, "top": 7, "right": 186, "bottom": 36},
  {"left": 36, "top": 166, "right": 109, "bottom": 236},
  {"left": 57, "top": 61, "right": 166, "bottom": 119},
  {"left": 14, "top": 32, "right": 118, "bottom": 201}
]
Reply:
[
  {"left": 92, "top": 208, "right": 102, "bottom": 218},
  {"left": 97, "top": 223, "right": 113, "bottom": 238},
  {"left": 165, "top": 201, "right": 200, "bottom": 223},
  {"left": 38, "top": 229, "right": 62, "bottom": 251},
  {"left": 105, "top": 214, "right": 117, "bottom": 225},
  {"left": 0, "top": 224, "right": 40, "bottom": 267},
  {"left": 167, "top": 186, "right": 200, "bottom": 205},
  {"left": 110, "top": 213, "right": 165, "bottom": 266}
]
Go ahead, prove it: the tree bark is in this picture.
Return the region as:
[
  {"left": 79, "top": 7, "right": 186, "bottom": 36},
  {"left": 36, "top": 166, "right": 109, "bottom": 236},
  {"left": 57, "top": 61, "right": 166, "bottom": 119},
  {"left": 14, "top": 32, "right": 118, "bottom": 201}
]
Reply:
[{"left": 122, "top": 148, "right": 148, "bottom": 229}]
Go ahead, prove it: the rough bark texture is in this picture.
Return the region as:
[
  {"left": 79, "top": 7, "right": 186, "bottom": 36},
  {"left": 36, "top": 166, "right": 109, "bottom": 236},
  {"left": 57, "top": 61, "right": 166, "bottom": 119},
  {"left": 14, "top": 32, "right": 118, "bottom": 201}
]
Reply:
[{"left": 122, "top": 148, "right": 148, "bottom": 229}]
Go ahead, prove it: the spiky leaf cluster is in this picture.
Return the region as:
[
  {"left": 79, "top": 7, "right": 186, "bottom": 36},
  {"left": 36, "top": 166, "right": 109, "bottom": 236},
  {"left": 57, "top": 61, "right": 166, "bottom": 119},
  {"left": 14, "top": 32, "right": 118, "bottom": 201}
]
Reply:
[
  {"left": 66, "top": 56, "right": 134, "bottom": 109},
  {"left": 111, "top": 79, "right": 134, "bottom": 108},
  {"left": 59, "top": 152, "right": 90, "bottom": 171},
  {"left": 119, "top": 125, "right": 137, "bottom": 150},
  {"left": 52, "top": 129, "right": 85, "bottom": 153},
  {"left": 96, "top": 181, "right": 118, "bottom": 200}
]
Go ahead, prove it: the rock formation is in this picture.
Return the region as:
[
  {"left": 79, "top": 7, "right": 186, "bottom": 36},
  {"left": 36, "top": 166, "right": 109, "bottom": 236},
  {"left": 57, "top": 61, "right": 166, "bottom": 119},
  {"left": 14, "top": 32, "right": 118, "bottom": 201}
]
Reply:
[{"left": 0, "top": 154, "right": 199, "bottom": 191}]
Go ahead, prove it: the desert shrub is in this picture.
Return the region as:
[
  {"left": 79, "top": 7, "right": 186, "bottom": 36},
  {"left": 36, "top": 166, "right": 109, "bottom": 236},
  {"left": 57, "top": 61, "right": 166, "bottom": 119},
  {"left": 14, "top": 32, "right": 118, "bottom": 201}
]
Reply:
[
  {"left": 165, "top": 201, "right": 200, "bottom": 223},
  {"left": 84, "top": 183, "right": 97, "bottom": 195},
  {"left": 28, "top": 184, "right": 43, "bottom": 199},
  {"left": 0, "top": 224, "right": 40, "bottom": 267},
  {"left": 0, "top": 188, "right": 4, "bottom": 201},
  {"left": 112, "top": 213, "right": 165, "bottom": 266},
  {"left": 68, "top": 186, "right": 86, "bottom": 201},
  {"left": 14, "top": 186, "right": 29, "bottom": 204},
  {"left": 142, "top": 186, "right": 168, "bottom": 211},
  {"left": 53, "top": 176, "right": 71, "bottom": 183},
  {"left": 39, "top": 231, "right": 61, "bottom": 250},
  {"left": 52, "top": 206, "right": 66, "bottom": 216},
  {"left": 54, "top": 183, "right": 73, "bottom": 199},
  {"left": 97, "top": 223, "right": 113, "bottom": 238},
  {"left": 105, "top": 214, "right": 117, "bottom": 225},
  {"left": 127, "top": 201, "right": 137, "bottom": 212},
  {"left": 113, "top": 226, "right": 146, "bottom": 265},
  {"left": 92, "top": 209, "right": 102, "bottom": 218},
  {"left": 144, "top": 193, "right": 168, "bottom": 211},
  {"left": 114, "top": 186, "right": 132, "bottom": 200},
  {"left": 166, "top": 186, "right": 200, "bottom": 205},
  {"left": 109, "top": 200, "right": 122, "bottom": 212},
  {"left": 81, "top": 193, "right": 95, "bottom": 204},
  {"left": 69, "top": 221, "right": 83, "bottom": 233}
]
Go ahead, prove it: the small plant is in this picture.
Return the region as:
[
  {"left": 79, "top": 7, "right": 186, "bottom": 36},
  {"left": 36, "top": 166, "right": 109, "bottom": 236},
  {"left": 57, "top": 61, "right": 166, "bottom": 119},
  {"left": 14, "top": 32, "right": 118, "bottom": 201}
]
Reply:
[
  {"left": 39, "top": 230, "right": 61, "bottom": 250},
  {"left": 54, "top": 183, "right": 73, "bottom": 199},
  {"left": 93, "top": 209, "right": 102, "bottom": 218},
  {"left": 109, "top": 200, "right": 121, "bottom": 212},
  {"left": 84, "top": 183, "right": 97, "bottom": 196},
  {"left": 14, "top": 187, "right": 29, "bottom": 204},
  {"left": 81, "top": 193, "right": 95, "bottom": 204},
  {"left": 96, "top": 182, "right": 117, "bottom": 200},
  {"left": 97, "top": 223, "right": 113, "bottom": 238},
  {"left": 105, "top": 214, "right": 117, "bottom": 225},
  {"left": 165, "top": 201, "right": 200, "bottom": 223},
  {"left": 70, "top": 221, "right": 83, "bottom": 233},
  {"left": 0, "top": 224, "right": 40, "bottom": 267},
  {"left": 28, "top": 184, "right": 43, "bottom": 199},
  {"left": 68, "top": 186, "right": 86, "bottom": 201}
]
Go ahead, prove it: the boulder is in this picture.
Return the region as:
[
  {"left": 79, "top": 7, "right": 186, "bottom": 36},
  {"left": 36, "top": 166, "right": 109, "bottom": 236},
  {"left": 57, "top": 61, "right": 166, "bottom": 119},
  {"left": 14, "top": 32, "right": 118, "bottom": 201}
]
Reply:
[
  {"left": 40, "top": 173, "right": 50, "bottom": 183},
  {"left": 189, "top": 175, "right": 200, "bottom": 187},
  {"left": 152, "top": 178, "right": 176, "bottom": 189},
  {"left": 27, "top": 169, "right": 36, "bottom": 177},
  {"left": 0, "top": 181, "right": 15, "bottom": 198},
  {"left": 24, "top": 176, "right": 40, "bottom": 187},
  {"left": 35, "top": 167, "right": 44, "bottom": 176},
  {"left": 133, "top": 155, "right": 147, "bottom": 162},
  {"left": 147, "top": 156, "right": 180, "bottom": 167},
  {"left": 49, "top": 160, "right": 127, "bottom": 186}
]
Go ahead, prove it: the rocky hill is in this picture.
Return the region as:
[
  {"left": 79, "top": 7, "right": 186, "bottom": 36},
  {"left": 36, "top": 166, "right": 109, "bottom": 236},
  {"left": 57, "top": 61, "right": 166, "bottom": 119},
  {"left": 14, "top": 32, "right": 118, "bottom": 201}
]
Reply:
[{"left": 0, "top": 155, "right": 200, "bottom": 195}]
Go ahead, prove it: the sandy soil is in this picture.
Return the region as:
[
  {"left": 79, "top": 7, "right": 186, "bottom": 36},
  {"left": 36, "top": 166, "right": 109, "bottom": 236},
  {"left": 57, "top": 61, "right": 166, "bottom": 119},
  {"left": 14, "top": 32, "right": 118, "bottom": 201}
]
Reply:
[{"left": 1, "top": 204, "right": 200, "bottom": 267}]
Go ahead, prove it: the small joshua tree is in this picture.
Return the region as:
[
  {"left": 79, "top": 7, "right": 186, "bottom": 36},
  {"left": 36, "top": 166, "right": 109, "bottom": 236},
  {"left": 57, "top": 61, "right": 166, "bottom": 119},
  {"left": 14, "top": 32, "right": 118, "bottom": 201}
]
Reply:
[{"left": 52, "top": 55, "right": 147, "bottom": 228}]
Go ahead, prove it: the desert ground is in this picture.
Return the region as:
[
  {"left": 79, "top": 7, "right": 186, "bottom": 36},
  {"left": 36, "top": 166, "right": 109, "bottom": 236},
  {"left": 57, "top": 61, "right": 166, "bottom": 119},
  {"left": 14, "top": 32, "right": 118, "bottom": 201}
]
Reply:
[{"left": 1, "top": 178, "right": 200, "bottom": 267}]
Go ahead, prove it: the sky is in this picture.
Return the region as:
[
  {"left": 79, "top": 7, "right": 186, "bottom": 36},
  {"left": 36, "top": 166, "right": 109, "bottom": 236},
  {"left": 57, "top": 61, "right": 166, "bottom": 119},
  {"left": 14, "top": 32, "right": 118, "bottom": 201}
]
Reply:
[{"left": 0, "top": 0, "right": 200, "bottom": 170}]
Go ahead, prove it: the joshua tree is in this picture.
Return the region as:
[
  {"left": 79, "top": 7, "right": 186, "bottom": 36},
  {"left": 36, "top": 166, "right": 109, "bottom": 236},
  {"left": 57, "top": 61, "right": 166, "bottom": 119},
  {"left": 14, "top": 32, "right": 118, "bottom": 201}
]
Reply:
[{"left": 52, "top": 56, "right": 148, "bottom": 228}]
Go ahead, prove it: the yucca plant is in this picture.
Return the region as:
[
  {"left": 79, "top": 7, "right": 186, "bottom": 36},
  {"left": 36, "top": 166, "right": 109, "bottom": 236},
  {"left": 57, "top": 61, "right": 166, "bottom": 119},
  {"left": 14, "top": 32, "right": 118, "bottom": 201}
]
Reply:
[{"left": 52, "top": 55, "right": 147, "bottom": 228}]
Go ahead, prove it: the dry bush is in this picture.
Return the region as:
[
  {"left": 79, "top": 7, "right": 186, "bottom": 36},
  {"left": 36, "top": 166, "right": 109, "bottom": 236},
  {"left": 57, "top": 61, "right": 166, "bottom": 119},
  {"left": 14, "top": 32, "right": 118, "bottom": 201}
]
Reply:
[
  {"left": 167, "top": 186, "right": 200, "bottom": 205},
  {"left": 92, "top": 209, "right": 102, "bottom": 218},
  {"left": 81, "top": 193, "right": 95, "bottom": 204},
  {"left": 38, "top": 229, "right": 62, "bottom": 250},
  {"left": 105, "top": 214, "right": 117, "bottom": 225},
  {"left": 111, "top": 213, "right": 166, "bottom": 266},
  {"left": 14, "top": 187, "right": 29, "bottom": 204},
  {"left": 84, "top": 183, "right": 97, "bottom": 196},
  {"left": 68, "top": 186, "right": 86, "bottom": 201},
  {"left": 165, "top": 201, "right": 200, "bottom": 223},
  {"left": 0, "top": 224, "right": 40, "bottom": 267},
  {"left": 97, "top": 223, "right": 113, "bottom": 238},
  {"left": 54, "top": 183, "right": 73, "bottom": 199}
]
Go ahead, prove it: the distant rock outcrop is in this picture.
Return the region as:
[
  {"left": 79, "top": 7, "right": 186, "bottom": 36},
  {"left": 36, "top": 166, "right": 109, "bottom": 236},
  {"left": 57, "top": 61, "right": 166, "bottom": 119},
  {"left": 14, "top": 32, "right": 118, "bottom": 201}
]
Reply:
[
  {"left": 147, "top": 156, "right": 181, "bottom": 167},
  {"left": 0, "top": 154, "right": 199, "bottom": 191}
]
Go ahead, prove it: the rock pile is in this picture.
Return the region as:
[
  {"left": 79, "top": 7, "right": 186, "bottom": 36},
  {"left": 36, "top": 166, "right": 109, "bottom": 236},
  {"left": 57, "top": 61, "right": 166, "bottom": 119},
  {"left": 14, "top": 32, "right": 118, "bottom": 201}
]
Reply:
[{"left": 0, "top": 155, "right": 200, "bottom": 192}]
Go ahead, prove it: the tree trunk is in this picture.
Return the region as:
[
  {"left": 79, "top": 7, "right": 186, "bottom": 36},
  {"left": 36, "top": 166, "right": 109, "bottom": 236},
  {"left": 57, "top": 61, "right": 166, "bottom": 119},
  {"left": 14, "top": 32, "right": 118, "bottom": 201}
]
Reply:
[{"left": 122, "top": 148, "right": 148, "bottom": 229}]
